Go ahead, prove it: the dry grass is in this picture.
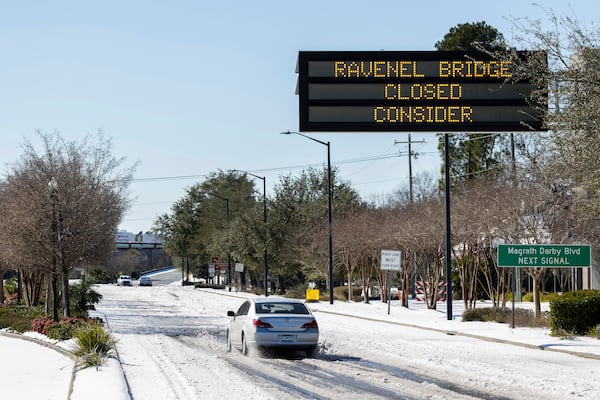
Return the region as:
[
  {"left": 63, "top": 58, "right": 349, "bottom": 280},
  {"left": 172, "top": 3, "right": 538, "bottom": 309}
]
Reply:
[{"left": 462, "top": 307, "right": 549, "bottom": 328}]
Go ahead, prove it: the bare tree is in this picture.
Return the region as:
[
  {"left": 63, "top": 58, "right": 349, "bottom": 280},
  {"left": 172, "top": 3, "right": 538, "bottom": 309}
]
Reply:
[
  {"left": 405, "top": 197, "right": 446, "bottom": 310},
  {"left": 3, "top": 131, "right": 134, "bottom": 317}
]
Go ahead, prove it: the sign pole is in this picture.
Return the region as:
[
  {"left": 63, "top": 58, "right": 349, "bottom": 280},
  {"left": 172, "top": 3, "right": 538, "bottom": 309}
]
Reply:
[
  {"left": 388, "top": 269, "right": 392, "bottom": 315},
  {"left": 512, "top": 265, "right": 517, "bottom": 328},
  {"left": 444, "top": 133, "right": 453, "bottom": 320},
  {"left": 380, "top": 249, "right": 402, "bottom": 315}
]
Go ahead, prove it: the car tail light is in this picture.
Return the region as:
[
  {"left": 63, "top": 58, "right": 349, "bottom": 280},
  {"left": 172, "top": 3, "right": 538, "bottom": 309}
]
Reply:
[
  {"left": 252, "top": 318, "right": 273, "bottom": 328},
  {"left": 301, "top": 320, "right": 318, "bottom": 329}
]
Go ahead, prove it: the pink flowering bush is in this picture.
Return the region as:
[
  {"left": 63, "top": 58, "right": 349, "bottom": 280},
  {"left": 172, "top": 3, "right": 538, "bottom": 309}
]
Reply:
[
  {"left": 31, "top": 316, "right": 90, "bottom": 340},
  {"left": 31, "top": 317, "right": 55, "bottom": 335}
]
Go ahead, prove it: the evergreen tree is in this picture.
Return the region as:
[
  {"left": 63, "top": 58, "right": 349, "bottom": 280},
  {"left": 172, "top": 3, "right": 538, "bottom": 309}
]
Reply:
[{"left": 435, "top": 22, "right": 510, "bottom": 184}]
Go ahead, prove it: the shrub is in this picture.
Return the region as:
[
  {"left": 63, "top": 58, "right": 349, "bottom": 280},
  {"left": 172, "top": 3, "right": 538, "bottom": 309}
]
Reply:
[
  {"left": 45, "top": 322, "right": 73, "bottom": 340},
  {"left": 553, "top": 327, "right": 577, "bottom": 340},
  {"left": 462, "top": 307, "right": 548, "bottom": 327},
  {"left": 522, "top": 292, "right": 533, "bottom": 302},
  {"left": 45, "top": 317, "right": 87, "bottom": 340},
  {"left": 333, "top": 286, "right": 362, "bottom": 301},
  {"left": 4, "top": 277, "right": 18, "bottom": 295},
  {"left": 549, "top": 290, "right": 600, "bottom": 335},
  {"left": 587, "top": 325, "right": 600, "bottom": 339},
  {"left": 251, "top": 286, "right": 262, "bottom": 295},
  {"left": 69, "top": 280, "right": 102, "bottom": 318},
  {"left": 73, "top": 323, "right": 117, "bottom": 369},
  {"left": 31, "top": 317, "right": 56, "bottom": 335},
  {"left": 194, "top": 283, "right": 226, "bottom": 290},
  {"left": 86, "top": 268, "right": 115, "bottom": 284},
  {"left": 0, "top": 305, "right": 46, "bottom": 332},
  {"left": 284, "top": 284, "right": 307, "bottom": 299},
  {"left": 522, "top": 292, "right": 560, "bottom": 302},
  {"left": 462, "top": 307, "right": 508, "bottom": 322}
]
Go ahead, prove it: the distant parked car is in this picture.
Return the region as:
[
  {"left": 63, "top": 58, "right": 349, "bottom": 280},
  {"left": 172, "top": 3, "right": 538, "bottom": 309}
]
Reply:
[
  {"left": 226, "top": 297, "right": 319, "bottom": 357},
  {"left": 117, "top": 275, "right": 131, "bottom": 286},
  {"left": 138, "top": 276, "right": 152, "bottom": 286}
]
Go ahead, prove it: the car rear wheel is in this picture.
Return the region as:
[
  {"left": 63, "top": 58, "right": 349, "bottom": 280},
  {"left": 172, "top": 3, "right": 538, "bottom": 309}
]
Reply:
[
  {"left": 241, "top": 334, "right": 250, "bottom": 356},
  {"left": 305, "top": 345, "right": 318, "bottom": 358}
]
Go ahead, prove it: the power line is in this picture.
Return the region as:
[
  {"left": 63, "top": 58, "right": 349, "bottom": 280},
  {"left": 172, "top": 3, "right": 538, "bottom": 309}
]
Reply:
[
  {"left": 129, "top": 151, "right": 428, "bottom": 183},
  {"left": 130, "top": 174, "right": 208, "bottom": 182}
]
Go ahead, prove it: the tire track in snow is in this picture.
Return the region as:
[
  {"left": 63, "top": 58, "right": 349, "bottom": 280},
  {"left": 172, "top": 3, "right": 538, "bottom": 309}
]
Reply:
[{"left": 116, "top": 334, "right": 199, "bottom": 400}]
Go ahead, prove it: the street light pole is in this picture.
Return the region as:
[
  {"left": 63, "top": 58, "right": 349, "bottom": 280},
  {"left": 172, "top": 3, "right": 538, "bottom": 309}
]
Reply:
[
  {"left": 243, "top": 172, "right": 269, "bottom": 297},
  {"left": 48, "top": 178, "right": 60, "bottom": 322},
  {"left": 281, "top": 131, "right": 334, "bottom": 304},
  {"left": 208, "top": 192, "right": 231, "bottom": 290}
]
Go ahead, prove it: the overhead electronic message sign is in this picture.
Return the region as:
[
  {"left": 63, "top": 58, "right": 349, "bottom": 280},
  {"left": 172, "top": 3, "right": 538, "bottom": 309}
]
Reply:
[{"left": 297, "top": 51, "right": 546, "bottom": 132}]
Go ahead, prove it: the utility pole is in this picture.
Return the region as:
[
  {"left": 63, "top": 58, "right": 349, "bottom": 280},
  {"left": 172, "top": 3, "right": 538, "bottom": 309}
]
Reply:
[
  {"left": 394, "top": 135, "right": 426, "bottom": 302},
  {"left": 394, "top": 134, "right": 426, "bottom": 203}
]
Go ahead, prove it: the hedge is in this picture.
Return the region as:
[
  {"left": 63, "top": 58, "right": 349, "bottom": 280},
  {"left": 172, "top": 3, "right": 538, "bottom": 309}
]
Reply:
[{"left": 549, "top": 290, "right": 600, "bottom": 335}]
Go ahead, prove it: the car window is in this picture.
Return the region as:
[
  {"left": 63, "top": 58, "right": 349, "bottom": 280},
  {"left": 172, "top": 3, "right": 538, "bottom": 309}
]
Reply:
[
  {"left": 255, "top": 302, "right": 309, "bottom": 315},
  {"left": 236, "top": 301, "right": 251, "bottom": 316}
]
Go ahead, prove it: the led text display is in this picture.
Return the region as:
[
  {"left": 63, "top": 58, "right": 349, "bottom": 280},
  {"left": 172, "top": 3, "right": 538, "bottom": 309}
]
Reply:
[{"left": 297, "top": 51, "right": 546, "bottom": 132}]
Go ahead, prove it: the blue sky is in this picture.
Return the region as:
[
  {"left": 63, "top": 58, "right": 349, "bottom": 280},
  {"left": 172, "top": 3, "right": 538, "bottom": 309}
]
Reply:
[{"left": 0, "top": 1, "right": 597, "bottom": 233}]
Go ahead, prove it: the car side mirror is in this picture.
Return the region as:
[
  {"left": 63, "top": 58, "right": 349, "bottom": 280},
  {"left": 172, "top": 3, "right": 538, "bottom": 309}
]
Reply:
[{"left": 227, "top": 311, "right": 235, "bottom": 317}]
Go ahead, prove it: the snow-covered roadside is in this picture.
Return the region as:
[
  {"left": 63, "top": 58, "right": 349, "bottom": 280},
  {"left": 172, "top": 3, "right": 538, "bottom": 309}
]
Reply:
[
  {"left": 0, "top": 328, "right": 129, "bottom": 400},
  {"left": 3, "top": 284, "right": 600, "bottom": 400},
  {"left": 0, "top": 331, "right": 74, "bottom": 399},
  {"left": 308, "top": 299, "right": 600, "bottom": 359}
]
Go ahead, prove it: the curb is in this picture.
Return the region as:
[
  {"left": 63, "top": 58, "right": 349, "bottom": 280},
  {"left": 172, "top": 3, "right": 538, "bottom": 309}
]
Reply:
[{"left": 87, "top": 310, "right": 133, "bottom": 400}]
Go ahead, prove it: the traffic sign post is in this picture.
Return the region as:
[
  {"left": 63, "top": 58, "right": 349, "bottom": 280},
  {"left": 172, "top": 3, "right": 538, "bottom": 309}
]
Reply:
[
  {"left": 381, "top": 250, "right": 402, "bottom": 315},
  {"left": 497, "top": 244, "right": 591, "bottom": 329}
]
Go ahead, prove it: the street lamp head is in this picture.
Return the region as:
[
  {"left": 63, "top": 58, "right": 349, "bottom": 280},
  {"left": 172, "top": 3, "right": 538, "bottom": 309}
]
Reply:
[
  {"left": 48, "top": 177, "right": 58, "bottom": 196},
  {"left": 281, "top": 130, "right": 329, "bottom": 146},
  {"left": 235, "top": 169, "right": 265, "bottom": 182}
]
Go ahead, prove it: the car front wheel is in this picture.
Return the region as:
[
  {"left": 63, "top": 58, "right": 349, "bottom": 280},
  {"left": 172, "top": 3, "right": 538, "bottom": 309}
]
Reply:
[{"left": 226, "top": 330, "right": 232, "bottom": 352}]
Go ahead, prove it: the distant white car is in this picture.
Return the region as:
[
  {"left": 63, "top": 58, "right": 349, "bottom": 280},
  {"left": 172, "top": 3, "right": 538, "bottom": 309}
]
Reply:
[{"left": 117, "top": 275, "right": 132, "bottom": 286}]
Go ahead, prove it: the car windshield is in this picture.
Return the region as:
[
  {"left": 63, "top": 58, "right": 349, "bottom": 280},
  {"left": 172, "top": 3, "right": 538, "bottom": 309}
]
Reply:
[{"left": 255, "top": 302, "right": 309, "bottom": 315}]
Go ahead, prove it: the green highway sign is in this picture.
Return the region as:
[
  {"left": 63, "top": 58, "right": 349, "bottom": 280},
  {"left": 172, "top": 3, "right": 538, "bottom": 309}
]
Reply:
[{"left": 497, "top": 244, "right": 591, "bottom": 268}]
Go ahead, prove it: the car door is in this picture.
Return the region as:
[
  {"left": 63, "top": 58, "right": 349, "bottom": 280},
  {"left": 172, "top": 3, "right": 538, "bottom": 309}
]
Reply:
[{"left": 230, "top": 301, "right": 251, "bottom": 348}]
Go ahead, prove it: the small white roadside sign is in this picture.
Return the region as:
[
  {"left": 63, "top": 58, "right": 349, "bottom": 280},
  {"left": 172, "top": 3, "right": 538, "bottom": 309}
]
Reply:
[{"left": 380, "top": 249, "right": 402, "bottom": 271}]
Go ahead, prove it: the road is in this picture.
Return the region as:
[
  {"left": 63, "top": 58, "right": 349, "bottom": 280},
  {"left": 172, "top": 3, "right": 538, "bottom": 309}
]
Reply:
[{"left": 93, "top": 283, "right": 598, "bottom": 400}]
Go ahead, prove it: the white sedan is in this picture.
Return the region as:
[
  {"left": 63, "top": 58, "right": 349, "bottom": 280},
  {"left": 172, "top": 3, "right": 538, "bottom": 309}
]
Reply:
[
  {"left": 117, "top": 275, "right": 132, "bottom": 286},
  {"left": 226, "top": 297, "right": 319, "bottom": 357}
]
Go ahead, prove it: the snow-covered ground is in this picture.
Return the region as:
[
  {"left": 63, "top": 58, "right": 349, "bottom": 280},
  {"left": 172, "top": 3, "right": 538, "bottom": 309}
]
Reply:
[{"left": 2, "top": 282, "right": 600, "bottom": 399}]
